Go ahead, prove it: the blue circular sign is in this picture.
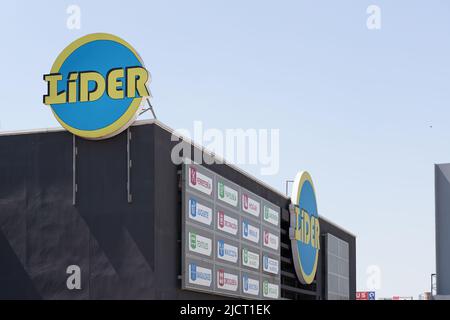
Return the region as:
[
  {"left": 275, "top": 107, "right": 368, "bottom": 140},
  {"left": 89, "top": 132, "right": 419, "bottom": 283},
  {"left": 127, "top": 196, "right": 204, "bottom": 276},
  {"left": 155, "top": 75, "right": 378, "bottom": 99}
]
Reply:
[
  {"left": 43, "top": 33, "right": 151, "bottom": 139},
  {"left": 290, "top": 171, "right": 320, "bottom": 284}
]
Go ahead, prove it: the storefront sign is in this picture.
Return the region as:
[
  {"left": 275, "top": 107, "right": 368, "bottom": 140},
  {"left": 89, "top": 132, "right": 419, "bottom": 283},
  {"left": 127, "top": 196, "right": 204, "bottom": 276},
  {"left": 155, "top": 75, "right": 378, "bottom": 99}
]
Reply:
[
  {"left": 289, "top": 171, "right": 320, "bottom": 285},
  {"left": 182, "top": 163, "right": 280, "bottom": 299},
  {"left": 217, "top": 269, "right": 238, "bottom": 292},
  {"left": 189, "top": 167, "right": 213, "bottom": 196},
  {"left": 189, "top": 263, "right": 212, "bottom": 287},
  {"left": 217, "top": 240, "right": 238, "bottom": 264},
  {"left": 217, "top": 211, "right": 238, "bottom": 235},
  {"left": 189, "top": 198, "right": 212, "bottom": 226},
  {"left": 242, "top": 193, "right": 260, "bottom": 217},
  {"left": 243, "top": 275, "right": 260, "bottom": 296},
  {"left": 242, "top": 220, "right": 260, "bottom": 244},
  {"left": 356, "top": 291, "right": 376, "bottom": 300},
  {"left": 189, "top": 232, "right": 212, "bottom": 257},
  {"left": 263, "top": 205, "right": 279, "bottom": 226},
  {"left": 218, "top": 181, "right": 238, "bottom": 207},
  {"left": 242, "top": 248, "right": 260, "bottom": 270},
  {"left": 263, "top": 281, "right": 279, "bottom": 299},
  {"left": 263, "top": 255, "right": 279, "bottom": 275},
  {"left": 43, "top": 33, "right": 151, "bottom": 140},
  {"left": 263, "top": 230, "right": 279, "bottom": 251}
]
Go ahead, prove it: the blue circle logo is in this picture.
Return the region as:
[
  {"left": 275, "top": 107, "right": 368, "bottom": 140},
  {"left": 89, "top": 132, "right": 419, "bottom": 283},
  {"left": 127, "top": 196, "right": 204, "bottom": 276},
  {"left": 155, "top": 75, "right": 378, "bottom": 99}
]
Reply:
[
  {"left": 43, "top": 33, "right": 151, "bottom": 139},
  {"left": 289, "top": 171, "right": 320, "bottom": 284}
]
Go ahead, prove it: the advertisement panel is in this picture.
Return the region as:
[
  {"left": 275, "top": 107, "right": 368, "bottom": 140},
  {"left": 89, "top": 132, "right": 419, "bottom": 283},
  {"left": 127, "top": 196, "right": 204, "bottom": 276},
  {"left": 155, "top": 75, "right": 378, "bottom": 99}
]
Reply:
[
  {"left": 242, "top": 248, "right": 260, "bottom": 270},
  {"left": 216, "top": 266, "right": 239, "bottom": 293},
  {"left": 263, "top": 229, "right": 279, "bottom": 252},
  {"left": 189, "top": 263, "right": 213, "bottom": 288},
  {"left": 217, "top": 180, "right": 238, "bottom": 208},
  {"left": 263, "top": 204, "right": 279, "bottom": 227},
  {"left": 188, "top": 197, "right": 213, "bottom": 227},
  {"left": 242, "top": 192, "right": 260, "bottom": 218},
  {"left": 188, "top": 166, "right": 213, "bottom": 196},
  {"left": 182, "top": 161, "right": 280, "bottom": 299},
  {"left": 242, "top": 219, "right": 260, "bottom": 244},
  {"left": 242, "top": 273, "right": 260, "bottom": 297},
  {"left": 262, "top": 279, "right": 280, "bottom": 299},
  {"left": 188, "top": 231, "right": 213, "bottom": 257},
  {"left": 263, "top": 255, "right": 280, "bottom": 275},
  {"left": 217, "top": 209, "right": 239, "bottom": 236},
  {"left": 217, "top": 239, "right": 239, "bottom": 264},
  {"left": 184, "top": 258, "right": 215, "bottom": 292},
  {"left": 356, "top": 291, "right": 376, "bottom": 300}
]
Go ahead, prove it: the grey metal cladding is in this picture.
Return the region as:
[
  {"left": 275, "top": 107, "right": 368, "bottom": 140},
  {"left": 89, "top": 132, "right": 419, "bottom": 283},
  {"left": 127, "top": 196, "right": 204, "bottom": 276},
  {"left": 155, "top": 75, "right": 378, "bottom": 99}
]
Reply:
[{"left": 435, "top": 163, "right": 450, "bottom": 295}]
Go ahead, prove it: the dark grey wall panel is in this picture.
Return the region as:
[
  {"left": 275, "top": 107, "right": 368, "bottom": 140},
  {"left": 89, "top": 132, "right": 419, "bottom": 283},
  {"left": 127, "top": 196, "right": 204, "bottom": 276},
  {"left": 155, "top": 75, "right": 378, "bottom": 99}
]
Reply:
[
  {"left": 0, "top": 230, "right": 40, "bottom": 299},
  {"left": 435, "top": 163, "right": 450, "bottom": 295},
  {"left": 75, "top": 126, "right": 156, "bottom": 299},
  {"left": 0, "top": 131, "right": 91, "bottom": 299}
]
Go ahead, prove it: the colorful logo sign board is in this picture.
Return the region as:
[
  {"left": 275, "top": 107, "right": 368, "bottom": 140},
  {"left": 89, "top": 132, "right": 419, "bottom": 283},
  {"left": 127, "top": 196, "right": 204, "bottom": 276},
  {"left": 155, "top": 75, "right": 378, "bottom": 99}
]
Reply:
[
  {"left": 262, "top": 279, "right": 280, "bottom": 299},
  {"left": 217, "top": 239, "right": 239, "bottom": 264},
  {"left": 189, "top": 262, "right": 213, "bottom": 288},
  {"left": 263, "top": 255, "right": 280, "bottom": 275},
  {"left": 217, "top": 210, "right": 239, "bottom": 236},
  {"left": 243, "top": 274, "right": 260, "bottom": 296},
  {"left": 263, "top": 229, "right": 279, "bottom": 251},
  {"left": 43, "top": 33, "right": 151, "bottom": 140},
  {"left": 242, "top": 192, "right": 260, "bottom": 217},
  {"left": 242, "top": 219, "right": 260, "bottom": 244},
  {"left": 189, "top": 167, "right": 213, "bottom": 196},
  {"left": 289, "top": 171, "right": 320, "bottom": 285},
  {"left": 189, "top": 198, "right": 213, "bottom": 226},
  {"left": 217, "top": 180, "right": 238, "bottom": 207},
  {"left": 182, "top": 161, "right": 280, "bottom": 299},
  {"left": 356, "top": 291, "right": 376, "bottom": 300},
  {"left": 217, "top": 268, "right": 239, "bottom": 292},
  {"left": 242, "top": 248, "right": 260, "bottom": 270},
  {"left": 263, "top": 205, "right": 279, "bottom": 227}
]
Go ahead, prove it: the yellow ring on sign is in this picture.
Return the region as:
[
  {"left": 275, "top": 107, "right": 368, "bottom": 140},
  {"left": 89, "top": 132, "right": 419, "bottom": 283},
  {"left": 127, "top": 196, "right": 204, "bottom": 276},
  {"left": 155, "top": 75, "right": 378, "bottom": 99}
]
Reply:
[
  {"left": 295, "top": 171, "right": 319, "bottom": 285},
  {"left": 48, "top": 33, "right": 146, "bottom": 140}
]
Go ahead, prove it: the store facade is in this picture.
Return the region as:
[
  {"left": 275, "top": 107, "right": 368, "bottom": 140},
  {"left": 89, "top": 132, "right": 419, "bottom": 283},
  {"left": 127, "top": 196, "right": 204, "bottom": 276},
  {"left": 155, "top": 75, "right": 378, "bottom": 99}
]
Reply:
[{"left": 0, "top": 120, "right": 356, "bottom": 299}]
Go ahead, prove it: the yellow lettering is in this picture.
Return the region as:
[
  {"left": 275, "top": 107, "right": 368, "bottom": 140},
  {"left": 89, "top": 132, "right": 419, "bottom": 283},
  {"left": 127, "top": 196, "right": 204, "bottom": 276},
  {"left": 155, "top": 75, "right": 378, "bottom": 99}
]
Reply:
[
  {"left": 43, "top": 74, "right": 66, "bottom": 105},
  {"left": 44, "top": 67, "right": 150, "bottom": 105},
  {"left": 79, "top": 71, "right": 105, "bottom": 102},
  {"left": 303, "top": 210, "right": 310, "bottom": 245},
  {"left": 107, "top": 68, "right": 125, "bottom": 99},
  {"left": 67, "top": 73, "right": 78, "bottom": 103},
  {"left": 315, "top": 218, "right": 320, "bottom": 250},
  {"left": 126, "top": 67, "right": 150, "bottom": 98}
]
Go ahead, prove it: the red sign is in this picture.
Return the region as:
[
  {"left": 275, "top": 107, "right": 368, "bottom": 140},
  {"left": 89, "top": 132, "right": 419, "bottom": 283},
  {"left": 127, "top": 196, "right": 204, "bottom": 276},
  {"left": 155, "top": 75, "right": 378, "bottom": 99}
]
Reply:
[
  {"left": 218, "top": 269, "right": 224, "bottom": 286},
  {"left": 190, "top": 167, "right": 197, "bottom": 185},
  {"left": 356, "top": 291, "right": 375, "bottom": 300},
  {"left": 356, "top": 292, "right": 368, "bottom": 300},
  {"left": 219, "top": 211, "right": 224, "bottom": 228}
]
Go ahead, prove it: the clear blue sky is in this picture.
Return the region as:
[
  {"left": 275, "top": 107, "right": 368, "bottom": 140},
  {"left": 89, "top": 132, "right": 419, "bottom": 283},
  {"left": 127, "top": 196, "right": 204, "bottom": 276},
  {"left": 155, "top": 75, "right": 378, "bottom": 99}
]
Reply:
[{"left": 1, "top": 0, "right": 449, "bottom": 298}]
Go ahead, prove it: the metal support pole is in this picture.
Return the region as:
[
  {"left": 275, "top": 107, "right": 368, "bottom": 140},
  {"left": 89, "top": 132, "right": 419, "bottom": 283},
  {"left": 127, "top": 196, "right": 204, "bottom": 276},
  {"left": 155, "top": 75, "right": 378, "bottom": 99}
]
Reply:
[
  {"left": 146, "top": 98, "right": 157, "bottom": 119},
  {"left": 139, "top": 98, "right": 157, "bottom": 119},
  {"left": 127, "top": 128, "right": 132, "bottom": 203},
  {"left": 72, "top": 135, "right": 77, "bottom": 205},
  {"left": 285, "top": 180, "right": 294, "bottom": 197}
]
